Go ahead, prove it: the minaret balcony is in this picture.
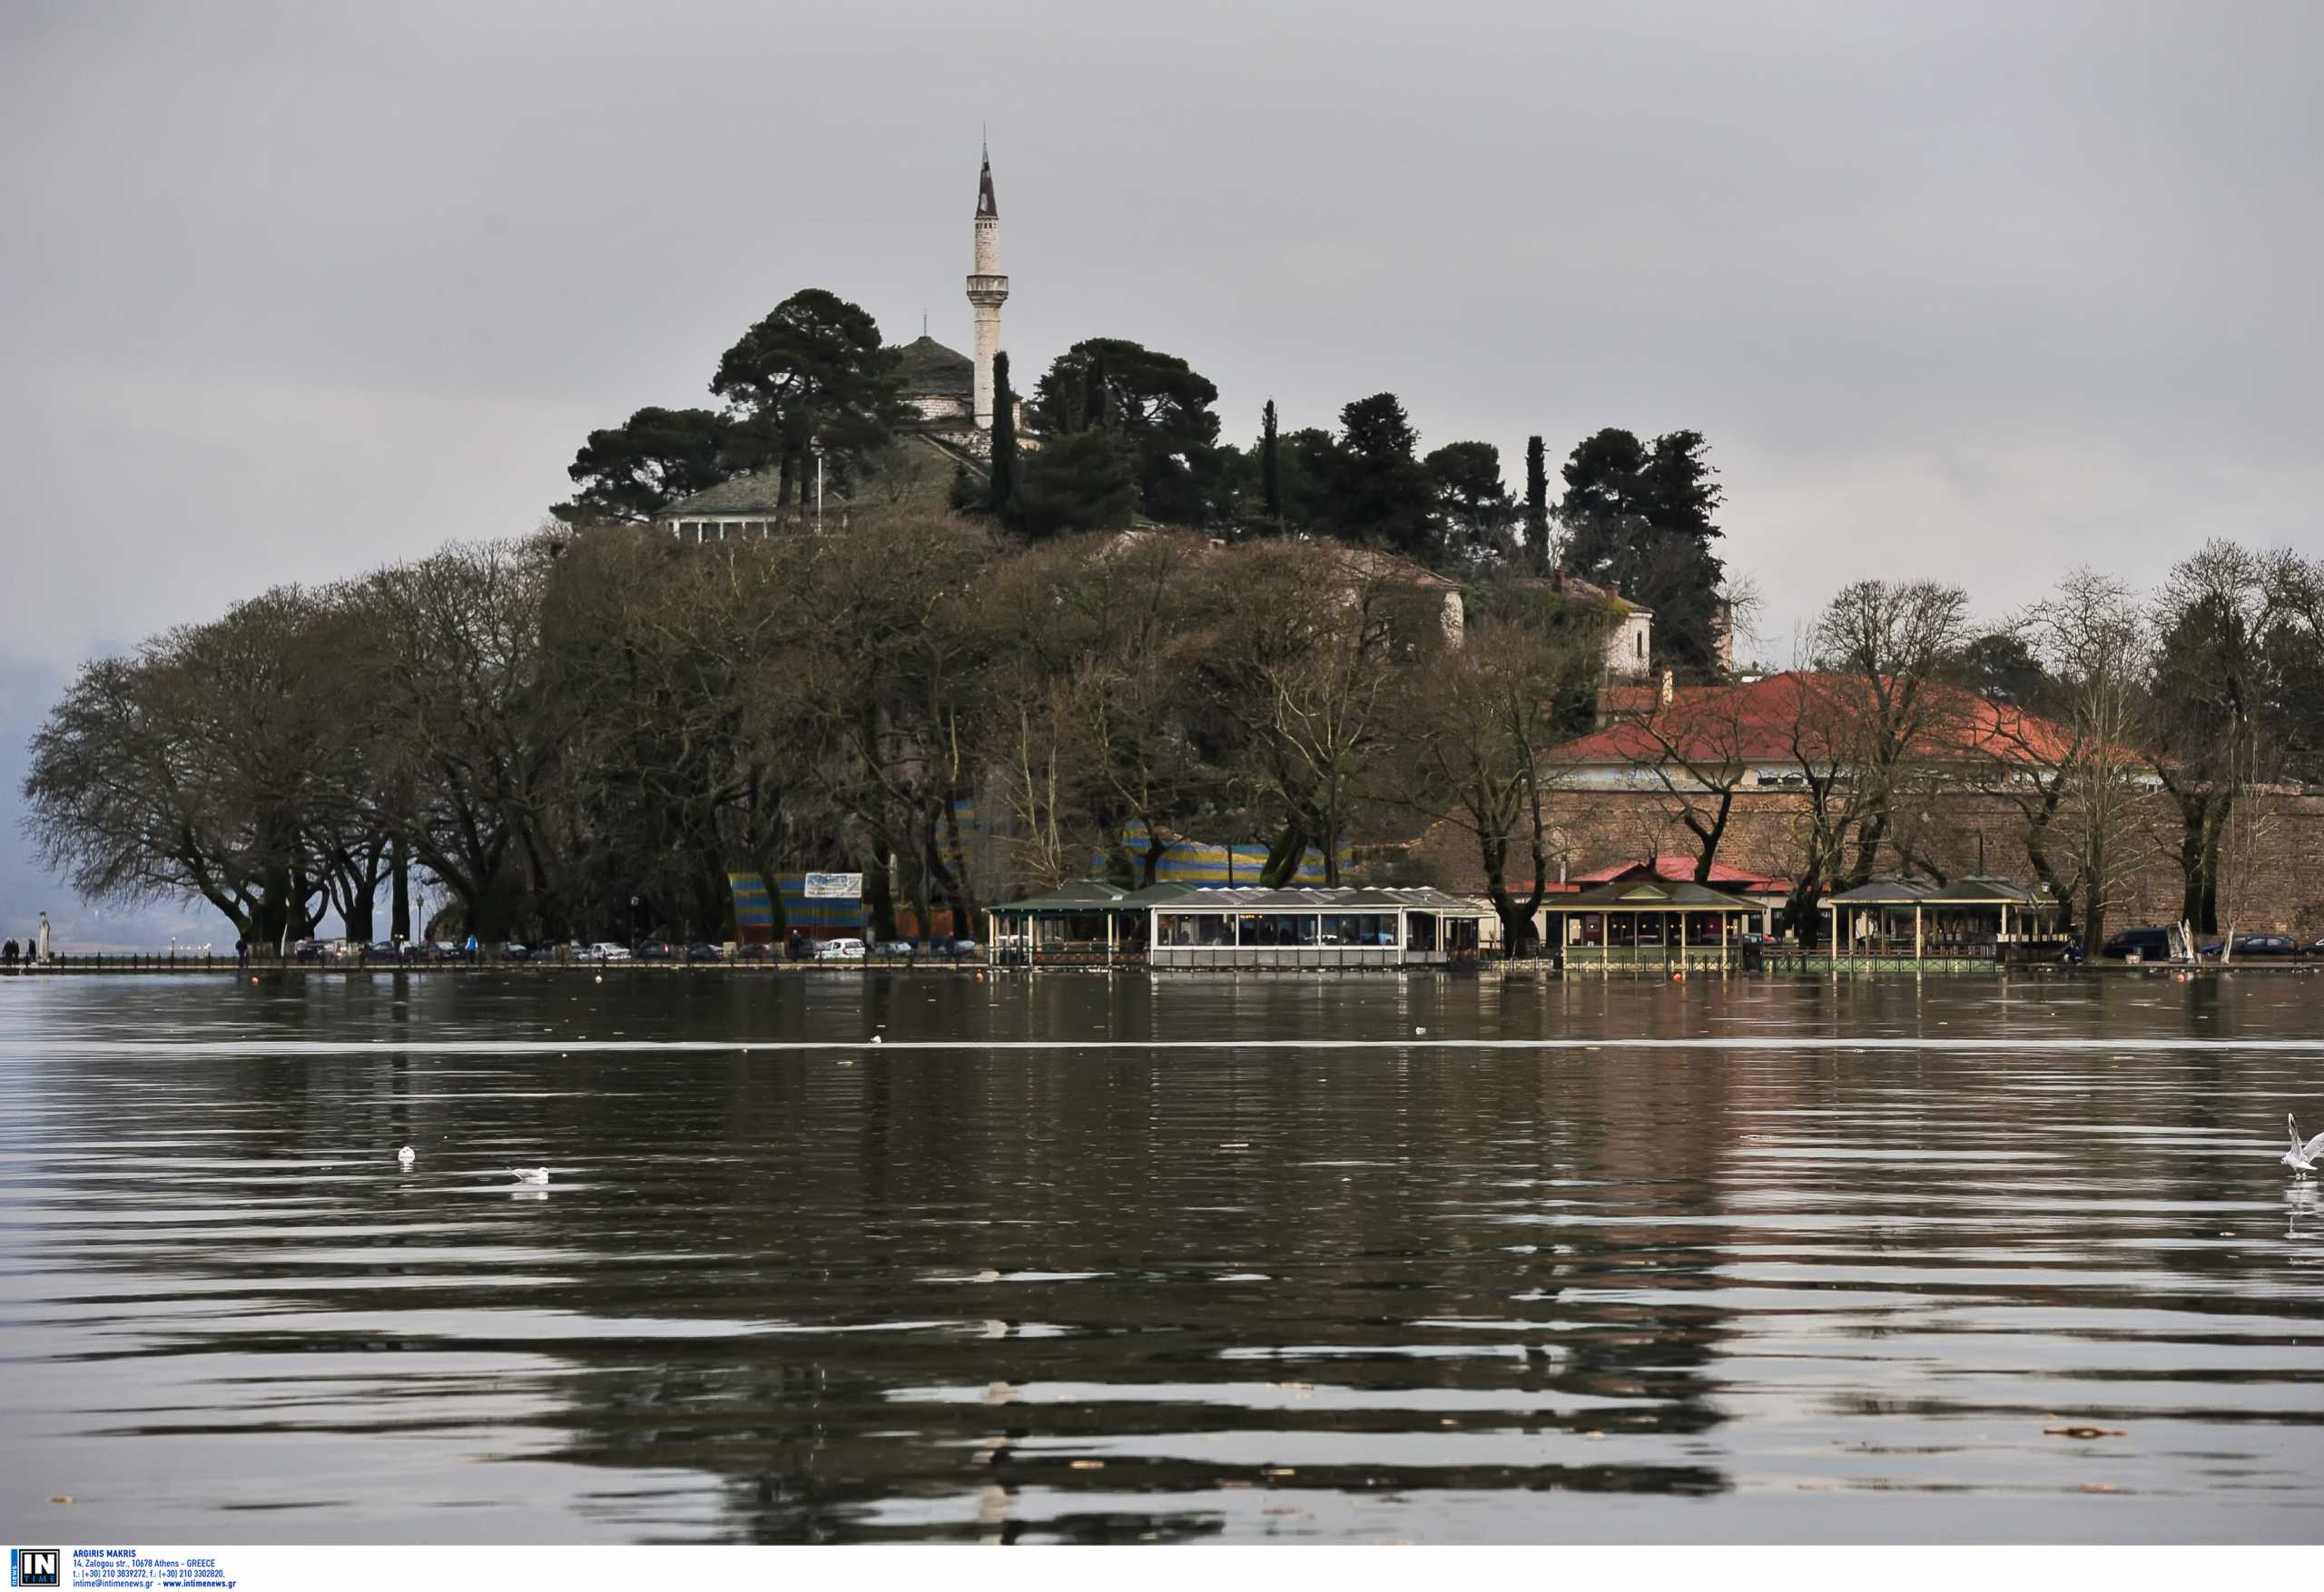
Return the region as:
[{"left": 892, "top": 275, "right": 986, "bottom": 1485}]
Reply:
[{"left": 966, "top": 274, "right": 1009, "bottom": 303}]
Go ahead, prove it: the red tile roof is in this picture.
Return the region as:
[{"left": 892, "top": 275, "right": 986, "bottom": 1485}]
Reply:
[
  {"left": 1571, "top": 856, "right": 1793, "bottom": 891},
  {"left": 1556, "top": 671, "right": 2093, "bottom": 770}
]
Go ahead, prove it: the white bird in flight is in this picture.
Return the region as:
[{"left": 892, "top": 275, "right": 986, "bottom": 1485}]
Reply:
[
  {"left": 507, "top": 1166, "right": 550, "bottom": 1184},
  {"left": 397, "top": 1145, "right": 415, "bottom": 1165},
  {"left": 2284, "top": 1116, "right": 2324, "bottom": 1179}
]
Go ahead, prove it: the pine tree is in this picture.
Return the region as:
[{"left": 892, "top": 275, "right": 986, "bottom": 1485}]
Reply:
[
  {"left": 1081, "top": 349, "right": 1109, "bottom": 431},
  {"left": 1524, "top": 435, "right": 1550, "bottom": 573},
  {"left": 988, "top": 351, "right": 1019, "bottom": 521},
  {"left": 1261, "top": 399, "right": 1282, "bottom": 523}
]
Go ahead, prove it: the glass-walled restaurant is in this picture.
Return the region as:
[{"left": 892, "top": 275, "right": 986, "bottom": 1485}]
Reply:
[
  {"left": 1146, "top": 887, "right": 1483, "bottom": 969},
  {"left": 985, "top": 884, "right": 1487, "bottom": 968}
]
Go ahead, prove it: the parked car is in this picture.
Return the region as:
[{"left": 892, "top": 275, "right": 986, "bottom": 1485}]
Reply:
[
  {"left": 361, "top": 939, "right": 409, "bottom": 963},
  {"left": 872, "top": 939, "right": 917, "bottom": 958},
  {"left": 684, "top": 943, "right": 725, "bottom": 962},
  {"left": 290, "top": 938, "right": 330, "bottom": 963},
  {"left": 633, "top": 941, "right": 679, "bottom": 962},
  {"left": 2199, "top": 933, "right": 2300, "bottom": 959},
  {"left": 2099, "top": 927, "right": 2175, "bottom": 963},
  {"left": 938, "top": 937, "right": 979, "bottom": 957},
  {"left": 497, "top": 942, "right": 531, "bottom": 962},
  {"left": 812, "top": 937, "right": 866, "bottom": 961},
  {"left": 424, "top": 940, "right": 466, "bottom": 963},
  {"left": 586, "top": 941, "right": 632, "bottom": 962}
]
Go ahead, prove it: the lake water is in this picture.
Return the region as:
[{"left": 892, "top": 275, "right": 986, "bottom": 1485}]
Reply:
[{"left": 2, "top": 968, "right": 2320, "bottom": 1544}]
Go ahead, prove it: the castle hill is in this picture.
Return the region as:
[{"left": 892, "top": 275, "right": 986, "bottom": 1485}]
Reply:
[
  {"left": 5, "top": 14, "right": 2323, "bottom": 1570},
  {"left": 19, "top": 150, "right": 2322, "bottom": 977}
]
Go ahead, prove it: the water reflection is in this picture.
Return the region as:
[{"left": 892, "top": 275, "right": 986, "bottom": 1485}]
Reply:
[{"left": 0, "top": 970, "right": 2319, "bottom": 1542}]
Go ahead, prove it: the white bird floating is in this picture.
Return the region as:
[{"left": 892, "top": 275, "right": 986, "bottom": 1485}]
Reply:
[
  {"left": 507, "top": 1166, "right": 550, "bottom": 1184},
  {"left": 2284, "top": 1115, "right": 2324, "bottom": 1179},
  {"left": 397, "top": 1145, "right": 416, "bottom": 1165}
]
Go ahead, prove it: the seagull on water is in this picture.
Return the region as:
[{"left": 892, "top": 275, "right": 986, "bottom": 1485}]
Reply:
[
  {"left": 397, "top": 1145, "right": 416, "bottom": 1165},
  {"left": 507, "top": 1166, "right": 550, "bottom": 1184},
  {"left": 2284, "top": 1115, "right": 2324, "bottom": 1179}
]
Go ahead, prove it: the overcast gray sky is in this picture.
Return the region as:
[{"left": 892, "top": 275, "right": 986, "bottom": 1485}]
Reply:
[{"left": 2, "top": 0, "right": 2318, "bottom": 942}]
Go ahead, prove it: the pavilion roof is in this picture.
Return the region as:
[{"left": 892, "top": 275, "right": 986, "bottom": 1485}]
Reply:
[
  {"left": 1545, "top": 879, "right": 1763, "bottom": 911},
  {"left": 1571, "top": 855, "right": 1792, "bottom": 891},
  {"left": 1823, "top": 879, "right": 1935, "bottom": 905},
  {"left": 1825, "top": 875, "right": 2047, "bottom": 907},
  {"left": 1147, "top": 885, "right": 1485, "bottom": 914},
  {"left": 989, "top": 881, "right": 1187, "bottom": 916}
]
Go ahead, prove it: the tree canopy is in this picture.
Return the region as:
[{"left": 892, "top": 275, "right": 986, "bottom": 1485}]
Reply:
[
  {"left": 554, "top": 406, "right": 738, "bottom": 526},
  {"left": 1032, "top": 338, "right": 1222, "bottom": 525},
  {"left": 1558, "top": 427, "right": 1728, "bottom": 673}
]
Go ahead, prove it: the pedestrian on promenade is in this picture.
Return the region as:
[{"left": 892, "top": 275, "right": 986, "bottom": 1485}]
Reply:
[
  {"left": 235, "top": 938, "right": 249, "bottom": 970},
  {"left": 3, "top": 939, "right": 16, "bottom": 971}
]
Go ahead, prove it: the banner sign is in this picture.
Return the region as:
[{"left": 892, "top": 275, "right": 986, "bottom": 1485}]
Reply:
[{"left": 803, "top": 872, "right": 863, "bottom": 899}]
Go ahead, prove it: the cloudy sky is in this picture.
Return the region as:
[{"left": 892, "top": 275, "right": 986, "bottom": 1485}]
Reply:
[{"left": 2, "top": 0, "right": 2317, "bottom": 943}]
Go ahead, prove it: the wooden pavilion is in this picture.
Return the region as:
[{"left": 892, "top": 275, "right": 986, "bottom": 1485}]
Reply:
[
  {"left": 1541, "top": 879, "right": 1768, "bottom": 968},
  {"left": 1824, "top": 876, "right": 2059, "bottom": 962}
]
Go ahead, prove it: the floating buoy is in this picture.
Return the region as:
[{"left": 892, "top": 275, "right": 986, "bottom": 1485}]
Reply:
[
  {"left": 249, "top": 976, "right": 258, "bottom": 985},
  {"left": 1672, "top": 970, "right": 1686, "bottom": 983},
  {"left": 594, "top": 975, "right": 602, "bottom": 985},
  {"left": 397, "top": 1145, "right": 415, "bottom": 1165}
]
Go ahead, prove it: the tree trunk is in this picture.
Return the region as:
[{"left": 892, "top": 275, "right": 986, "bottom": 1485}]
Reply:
[
  {"left": 1257, "top": 821, "right": 1307, "bottom": 889},
  {"left": 1686, "top": 789, "right": 1735, "bottom": 882},
  {"left": 862, "top": 837, "right": 900, "bottom": 945},
  {"left": 938, "top": 794, "right": 977, "bottom": 937},
  {"left": 390, "top": 834, "right": 411, "bottom": 940}
]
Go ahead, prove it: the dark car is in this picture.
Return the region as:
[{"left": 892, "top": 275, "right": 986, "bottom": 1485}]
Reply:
[
  {"left": 497, "top": 942, "right": 532, "bottom": 962},
  {"left": 683, "top": 943, "right": 724, "bottom": 963},
  {"left": 2099, "top": 927, "right": 2174, "bottom": 963},
  {"left": 2199, "top": 933, "right": 2299, "bottom": 959},
  {"left": 633, "top": 941, "right": 679, "bottom": 962},
  {"left": 361, "top": 940, "right": 409, "bottom": 963}
]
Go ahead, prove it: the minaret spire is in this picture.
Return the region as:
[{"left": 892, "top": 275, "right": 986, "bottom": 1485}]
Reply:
[{"left": 966, "top": 140, "right": 1009, "bottom": 430}]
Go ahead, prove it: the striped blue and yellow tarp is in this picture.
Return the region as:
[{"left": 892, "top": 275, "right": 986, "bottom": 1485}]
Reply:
[
  {"left": 727, "top": 872, "right": 773, "bottom": 932},
  {"left": 1095, "top": 824, "right": 1349, "bottom": 887}
]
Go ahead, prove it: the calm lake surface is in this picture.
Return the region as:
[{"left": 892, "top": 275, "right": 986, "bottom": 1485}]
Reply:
[{"left": 2, "top": 969, "right": 2320, "bottom": 1544}]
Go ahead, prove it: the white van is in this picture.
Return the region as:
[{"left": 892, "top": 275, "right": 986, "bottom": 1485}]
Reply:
[{"left": 812, "top": 938, "right": 866, "bottom": 961}]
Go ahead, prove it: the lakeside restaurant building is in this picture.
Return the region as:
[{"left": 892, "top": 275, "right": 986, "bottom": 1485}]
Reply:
[
  {"left": 1824, "top": 876, "right": 2061, "bottom": 961},
  {"left": 986, "top": 884, "right": 1486, "bottom": 969},
  {"left": 1541, "top": 879, "right": 1768, "bottom": 968}
]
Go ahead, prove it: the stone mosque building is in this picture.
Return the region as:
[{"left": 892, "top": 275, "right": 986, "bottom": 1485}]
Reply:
[{"left": 660, "top": 149, "right": 1028, "bottom": 540}]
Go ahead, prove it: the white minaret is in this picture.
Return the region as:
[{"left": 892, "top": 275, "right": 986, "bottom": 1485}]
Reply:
[{"left": 966, "top": 145, "right": 1008, "bottom": 430}]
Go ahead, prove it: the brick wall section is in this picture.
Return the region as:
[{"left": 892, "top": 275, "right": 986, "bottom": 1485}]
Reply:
[{"left": 1418, "top": 789, "right": 2324, "bottom": 938}]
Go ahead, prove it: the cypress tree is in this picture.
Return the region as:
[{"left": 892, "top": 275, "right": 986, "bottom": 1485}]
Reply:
[
  {"left": 988, "top": 350, "right": 1019, "bottom": 520},
  {"left": 1261, "top": 398, "right": 1281, "bottom": 522},
  {"left": 1524, "top": 434, "right": 1550, "bottom": 573}
]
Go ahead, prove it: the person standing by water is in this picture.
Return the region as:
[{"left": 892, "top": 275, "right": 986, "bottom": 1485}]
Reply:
[
  {"left": 235, "top": 938, "right": 249, "bottom": 971},
  {"left": 3, "top": 939, "right": 16, "bottom": 972}
]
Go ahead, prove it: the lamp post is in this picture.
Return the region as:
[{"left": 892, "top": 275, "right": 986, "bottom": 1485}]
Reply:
[{"left": 812, "top": 437, "right": 825, "bottom": 532}]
